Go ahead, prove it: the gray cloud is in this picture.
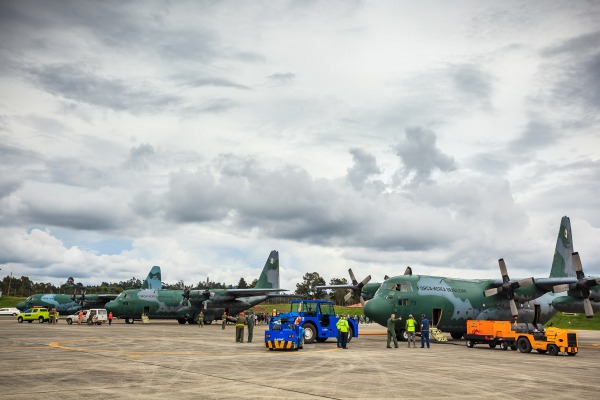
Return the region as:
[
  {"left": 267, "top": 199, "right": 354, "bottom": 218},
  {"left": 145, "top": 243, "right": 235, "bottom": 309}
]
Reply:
[
  {"left": 449, "top": 63, "right": 494, "bottom": 109},
  {"left": 393, "top": 127, "right": 457, "bottom": 186},
  {"left": 346, "top": 147, "right": 382, "bottom": 191}
]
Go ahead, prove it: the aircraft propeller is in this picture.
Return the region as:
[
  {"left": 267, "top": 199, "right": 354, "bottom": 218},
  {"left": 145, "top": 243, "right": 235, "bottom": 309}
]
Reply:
[
  {"left": 71, "top": 290, "right": 86, "bottom": 310},
  {"left": 484, "top": 258, "right": 534, "bottom": 317},
  {"left": 344, "top": 268, "right": 372, "bottom": 306},
  {"left": 553, "top": 252, "right": 600, "bottom": 318}
]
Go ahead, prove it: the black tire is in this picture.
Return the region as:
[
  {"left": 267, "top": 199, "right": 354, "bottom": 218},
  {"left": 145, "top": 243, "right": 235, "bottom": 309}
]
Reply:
[
  {"left": 501, "top": 342, "right": 509, "bottom": 351},
  {"left": 177, "top": 318, "right": 186, "bottom": 325},
  {"left": 28, "top": 320, "right": 32, "bottom": 323},
  {"left": 67, "top": 318, "right": 73, "bottom": 325},
  {"left": 17, "top": 316, "right": 23, "bottom": 323},
  {"left": 510, "top": 344, "right": 518, "bottom": 351},
  {"left": 38, "top": 316, "right": 44, "bottom": 323},
  {"left": 450, "top": 332, "right": 463, "bottom": 340},
  {"left": 547, "top": 344, "right": 559, "bottom": 356},
  {"left": 126, "top": 317, "right": 134, "bottom": 324},
  {"left": 517, "top": 337, "right": 532, "bottom": 353},
  {"left": 466, "top": 339, "right": 475, "bottom": 348},
  {"left": 397, "top": 329, "right": 408, "bottom": 342},
  {"left": 347, "top": 326, "right": 354, "bottom": 343},
  {"left": 302, "top": 322, "right": 317, "bottom": 344},
  {"left": 489, "top": 343, "right": 497, "bottom": 349}
]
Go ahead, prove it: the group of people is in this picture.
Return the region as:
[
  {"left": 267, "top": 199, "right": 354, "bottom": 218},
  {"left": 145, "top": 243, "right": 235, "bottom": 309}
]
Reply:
[
  {"left": 212, "top": 311, "right": 256, "bottom": 343},
  {"left": 386, "top": 313, "right": 430, "bottom": 349}
]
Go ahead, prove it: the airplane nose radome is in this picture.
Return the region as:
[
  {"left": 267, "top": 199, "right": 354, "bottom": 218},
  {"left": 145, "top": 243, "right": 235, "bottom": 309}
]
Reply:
[{"left": 16, "top": 302, "right": 26, "bottom": 311}]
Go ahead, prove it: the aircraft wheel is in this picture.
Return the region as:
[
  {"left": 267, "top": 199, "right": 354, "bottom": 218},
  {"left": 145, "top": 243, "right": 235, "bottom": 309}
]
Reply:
[
  {"left": 302, "top": 323, "right": 317, "bottom": 344},
  {"left": 547, "top": 344, "right": 559, "bottom": 356},
  {"left": 177, "top": 318, "right": 187, "bottom": 325},
  {"left": 466, "top": 339, "right": 475, "bottom": 348},
  {"left": 347, "top": 326, "right": 354, "bottom": 343},
  {"left": 39, "top": 316, "right": 45, "bottom": 323},
  {"left": 126, "top": 317, "right": 134, "bottom": 324},
  {"left": 397, "top": 329, "right": 408, "bottom": 342},
  {"left": 450, "top": 332, "right": 463, "bottom": 340},
  {"left": 517, "top": 337, "right": 532, "bottom": 353}
]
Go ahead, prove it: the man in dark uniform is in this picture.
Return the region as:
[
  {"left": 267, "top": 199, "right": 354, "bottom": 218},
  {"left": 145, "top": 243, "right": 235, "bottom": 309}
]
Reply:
[
  {"left": 386, "top": 313, "right": 402, "bottom": 348},
  {"left": 420, "top": 314, "right": 430, "bottom": 348},
  {"left": 247, "top": 312, "right": 254, "bottom": 342},
  {"left": 234, "top": 312, "right": 247, "bottom": 342}
]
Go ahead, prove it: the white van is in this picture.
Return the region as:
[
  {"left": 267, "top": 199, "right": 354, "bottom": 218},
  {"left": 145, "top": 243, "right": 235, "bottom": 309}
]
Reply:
[{"left": 66, "top": 309, "right": 108, "bottom": 325}]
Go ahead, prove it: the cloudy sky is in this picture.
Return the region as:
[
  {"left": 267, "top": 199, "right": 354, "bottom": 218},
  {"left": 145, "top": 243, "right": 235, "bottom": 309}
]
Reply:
[{"left": 1, "top": 0, "right": 599, "bottom": 290}]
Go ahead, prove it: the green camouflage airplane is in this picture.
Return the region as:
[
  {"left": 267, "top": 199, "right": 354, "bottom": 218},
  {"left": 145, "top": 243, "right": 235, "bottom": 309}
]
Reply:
[
  {"left": 105, "top": 250, "right": 292, "bottom": 324},
  {"left": 332, "top": 216, "right": 600, "bottom": 340},
  {"left": 16, "top": 266, "right": 162, "bottom": 313}
]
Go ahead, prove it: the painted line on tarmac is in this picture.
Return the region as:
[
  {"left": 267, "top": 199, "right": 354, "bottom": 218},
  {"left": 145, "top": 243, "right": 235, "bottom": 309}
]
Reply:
[{"left": 48, "top": 337, "right": 341, "bottom": 357}]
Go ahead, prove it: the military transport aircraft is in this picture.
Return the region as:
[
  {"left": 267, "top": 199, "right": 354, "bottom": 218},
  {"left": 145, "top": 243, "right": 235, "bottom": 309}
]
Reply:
[
  {"left": 105, "top": 250, "right": 293, "bottom": 324},
  {"left": 332, "top": 216, "right": 600, "bottom": 340},
  {"left": 16, "top": 266, "right": 162, "bottom": 313}
]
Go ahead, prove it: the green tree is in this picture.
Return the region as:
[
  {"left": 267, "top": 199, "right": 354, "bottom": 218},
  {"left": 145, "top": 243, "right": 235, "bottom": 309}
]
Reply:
[
  {"left": 295, "top": 272, "right": 326, "bottom": 299},
  {"left": 237, "top": 277, "right": 248, "bottom": 288},
  {"left": 328, "top": 277, "right": 349, "bottom": 305}
]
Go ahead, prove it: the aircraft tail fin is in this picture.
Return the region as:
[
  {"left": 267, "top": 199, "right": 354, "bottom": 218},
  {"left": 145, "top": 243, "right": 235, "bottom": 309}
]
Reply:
[
  {"left": 549, "top": 216, "right": 576, "bottom": 278},
  {"left": 142, "top": 266, "right": 162, "bottom": 289},
  {"left": 255, "top": 250, "right": 280, "bottom": 289}
]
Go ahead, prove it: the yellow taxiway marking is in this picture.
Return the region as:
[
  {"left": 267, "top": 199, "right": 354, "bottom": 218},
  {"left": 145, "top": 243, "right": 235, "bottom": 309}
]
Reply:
[{"left": 48, "top": 338, "right": 340, "bottom": 356}]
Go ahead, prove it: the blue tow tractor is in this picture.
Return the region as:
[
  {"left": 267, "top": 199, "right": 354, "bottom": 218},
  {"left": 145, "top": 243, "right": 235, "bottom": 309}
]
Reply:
[
  {"left": 265, "top": 321, "right": 305, "bottom": 351},
  {"left": 268, "top": 300, "right": 358, "bottom": 345}
]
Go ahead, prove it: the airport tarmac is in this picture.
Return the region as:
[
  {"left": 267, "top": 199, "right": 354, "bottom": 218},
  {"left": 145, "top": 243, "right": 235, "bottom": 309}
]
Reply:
[{"left": 0, "top": 316, "right": 598, "bottom": 399}]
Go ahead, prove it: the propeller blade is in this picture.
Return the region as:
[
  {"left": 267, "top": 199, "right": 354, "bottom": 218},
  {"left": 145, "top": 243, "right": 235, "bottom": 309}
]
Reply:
[
  {"left": 484, "top": 287, "right": 501, "bottom": 297},
  {"left": 516, "top": 277, "right": 534, "bottom": 288},
  {"left": 498, "top": 259, "right": 509, "bottom": 282},
  {"left": 359, "top": 295, "right": 366, "bottom": 307},
  {"left": 509, "top": 300, "right": 519, "bottom": 318},
  {"left": 343, "top": 290, "right": 353, "bottom": 302},
  {"left": 553, "top": 284, "right": 571, "bottom": 293},
  {"left": 359, "top": 275, "right": 371, "bottom": 286},
  {"left": 404, "top": 266, "right": 412, "bottom": 276},
  {"left": 573, "top": 252, "right": 584, "bottom": 278},
  {"left": 583, "top": 298, "right": 594, "bottom": 318},
  {"left": 348, "top": 268, "right": 358, "bottom": 286}
]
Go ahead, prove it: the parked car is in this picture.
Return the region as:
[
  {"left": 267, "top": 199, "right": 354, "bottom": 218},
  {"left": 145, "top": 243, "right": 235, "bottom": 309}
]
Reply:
[
  {"left": 0, "top": 307, "right": 20, "bottom": 316},
  {"left": 16, "top": 307, "right": 51, "bottom": 323}
]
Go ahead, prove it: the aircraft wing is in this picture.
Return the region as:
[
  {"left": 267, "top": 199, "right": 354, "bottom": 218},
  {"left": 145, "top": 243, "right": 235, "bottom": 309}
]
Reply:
[
  {"left": 221, "top": 288, "right": 289, "bottom": 297},
  {"left": 97, "top": 294, "right": 119, "bottom": 301},
  {"left": 315, "top": 284, "right": 355, "bottom": 290},
  {"left": 533, "top": 277, "right": 578, "bottom": 291}
]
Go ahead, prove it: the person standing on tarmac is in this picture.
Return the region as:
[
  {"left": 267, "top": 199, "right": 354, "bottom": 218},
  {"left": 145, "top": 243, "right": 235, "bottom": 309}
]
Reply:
[
  {"left": 386, "top": 313, "right": 401, "bottom": 348},
  {"left": 406, "top": 314, "right": 417, "bottom": 348},
  {"left": 234, "top": 312, "right": 247, "bottom": 343},
  {"left": 197, "top": 311, "right": 204, "bottom": 328},
  {"left": 336, "top": 315, "right": 350, "bottom": 349},
  {"left": 222, "top": 312, "right": 227, "bottom": 330},
  {"left": 78, "top": 310, "right": 83, "bottom": 325},
  {"left": 247, "top": 312, "right": 254, "bottom": 342},
  {"left": 420, "top": 314, "right": 430, "bottom": 348},
  {"left": 108, "top": 312, "right": 113, "bottom": 326}
]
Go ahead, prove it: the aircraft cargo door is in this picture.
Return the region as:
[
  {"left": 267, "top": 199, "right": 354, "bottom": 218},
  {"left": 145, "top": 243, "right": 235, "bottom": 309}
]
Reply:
[{"left": 432, "top": 308, "right": 442, "bottom": 327}]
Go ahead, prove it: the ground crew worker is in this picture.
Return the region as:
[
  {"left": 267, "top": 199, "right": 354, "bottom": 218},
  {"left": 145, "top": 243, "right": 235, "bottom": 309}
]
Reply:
[
  {"left": 247, "top": 312, "right": 254, "bottom": 342},
  {"left": 235, "top": 312, "right": 247, "bottom": 343},
  {"left": 420, "top": 314, "right": 430, "bottom": 348},
  {"left": 48, "top": 308, "right": 55, "bottom": 324},
  {"left": 336, "top": 315, "right": 349, "bottom": 349},
  {"left": 222, "top": 312, "right": 227, "bottom": 330},
  {"left": 78, "top": 310, "right": 83, "bottom": 325},
  {"left": 386, "top": 313, "right": 401, "bottom": 348},
  {"left": 197, "top": 311, "right": 204, "bottom": 328},
  {"left": 108, "top": 311, "right": 113, "bottom": 326},
  {"left": 406, "top": 314, "right": 416, "bottom": 347}
]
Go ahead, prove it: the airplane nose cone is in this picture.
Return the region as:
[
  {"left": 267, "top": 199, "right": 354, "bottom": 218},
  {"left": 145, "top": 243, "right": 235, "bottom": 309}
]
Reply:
[
  {"left": 363, "top": 296, "right": 391, "bottom": 325},
  {"left": 104, "top": 301, "right": 116, "bottom": 312},
  {"left": 16, "top": 302, "right": 26, "bottom": 311}
]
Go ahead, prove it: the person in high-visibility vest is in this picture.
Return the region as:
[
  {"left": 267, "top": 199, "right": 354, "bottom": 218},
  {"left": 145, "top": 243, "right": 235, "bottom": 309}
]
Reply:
[
  {"left": 336, "top": 316, "right": 350, "bottom": 349},
  {"left": 406, "top": 314, "right": 417, "bottom": 348}
]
